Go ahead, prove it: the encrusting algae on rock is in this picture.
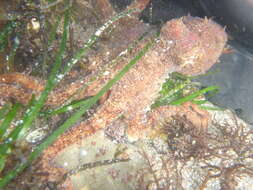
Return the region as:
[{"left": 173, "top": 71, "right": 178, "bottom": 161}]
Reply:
[{"left": 36, "top": 15, "right": 227, "bottom": 187}]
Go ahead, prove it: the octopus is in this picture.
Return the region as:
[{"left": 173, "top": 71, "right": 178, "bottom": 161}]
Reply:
[
  {"left": 0, "top": 0, "right": 227, "bottom": 188},
  {"left": 35, "top": 15, "right": 227, "bottom": 186}
]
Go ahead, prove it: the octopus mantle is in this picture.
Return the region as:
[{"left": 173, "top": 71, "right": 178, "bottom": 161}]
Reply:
[{"left": 36, "top": 15, "right": 227, "bottom": 184}]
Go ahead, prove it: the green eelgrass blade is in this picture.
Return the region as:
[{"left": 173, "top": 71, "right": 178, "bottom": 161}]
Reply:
[
  {"left": 0, "top": 39, "right": 153, "bottom": 188},
  {"left": 6, "top": 36, "right": 20, "bottom": 72},
  {"left": 42, "top": 27, "right": 149, "bottom": 116},
  {"left": 42, "top": 14, "right": 62, "bottom": 76},
  {"left": 0, "top": 21, "right": 19, "bottom": 52},
  {"left": 41, "top": 98, "right": 92, "bottom": 116},
  {"left": 0, "top": 6, "right": 69, "bottom": 179},
  {"left": 26, "top": 8, "right": 137, "bottom": 135},
  {"left": 39, "top": 9, "right": 140, "bottom": 116},
  {"left": 0, "top": 8, "right": 139, "bottom": 156},
  {"left": 61, "top": 8, "right": 139, "bottom": 77},
  {"left": 191, "top": 99, "right": 208, "bottom": 105},
  {"left": 0, "top": 155, "right": 6, "bottom": 173},
  {"left": 151, "top": 75, "right": 190, "bottom": 108},
  {"left": 6, "top": 9, "right": 70, "bottom": 142},
  {"left": 47, "top": 15, "right": 61, "bottom": 47},
  {"left": 0, "top": 104, "right": 10, "bottom": 120},
  {"left": 170, "top": 86, "right": 219, "bottom": 105},
  {"left": 0, "top": 8, "right": 70, "bottom": 161},
  {"left": 59, "top": 29, "right": 150, "bottom": 109},
  {"left": 0, "top": 103, "right": 21, "bottom": 139}
]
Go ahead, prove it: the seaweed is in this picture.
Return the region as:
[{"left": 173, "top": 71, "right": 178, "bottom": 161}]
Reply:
[
  {"left": 0, "top": 2, "right": 140, "bottom": 187},
  {"left": 152, "top": 72, "right": 220, "bottom": 110}
]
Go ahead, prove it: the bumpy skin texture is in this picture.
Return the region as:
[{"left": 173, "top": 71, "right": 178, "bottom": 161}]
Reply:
[
  {"left": 39, "top": 16, "right": 227, "bottom": 183},
  {"left": 161, "top": 16, "right": 227, "bottom": 75}
]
